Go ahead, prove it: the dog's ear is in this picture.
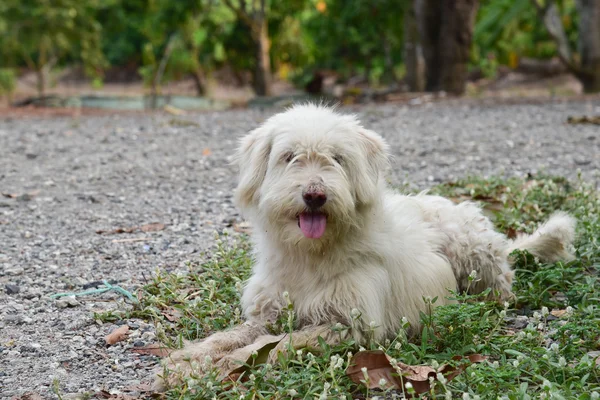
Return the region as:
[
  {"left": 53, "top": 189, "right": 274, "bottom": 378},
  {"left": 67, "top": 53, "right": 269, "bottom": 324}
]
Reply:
[
  {"left": 233, "top": 125, "right": 273, "bottom": 210},
  {"left": 354, "top": 128, "right": 390, "bottom": 205}
]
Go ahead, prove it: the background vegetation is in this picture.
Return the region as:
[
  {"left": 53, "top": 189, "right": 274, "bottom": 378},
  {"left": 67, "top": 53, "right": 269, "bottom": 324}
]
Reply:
[{"left": 0, "top": 0, "right": 598, "bottom": 100}]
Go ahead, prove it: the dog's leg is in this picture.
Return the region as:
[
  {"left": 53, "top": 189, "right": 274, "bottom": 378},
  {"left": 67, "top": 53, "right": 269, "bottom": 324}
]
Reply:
[
  {"left": 153, "top": 320, "right": 268, "bottom": 390},
  {"left": 266, "top": 324, "right": 347, "bottom": 364}
]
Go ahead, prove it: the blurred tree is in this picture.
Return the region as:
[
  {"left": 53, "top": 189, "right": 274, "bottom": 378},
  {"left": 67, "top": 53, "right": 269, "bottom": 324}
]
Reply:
[
  {"left": 417, "top": 0, "right": 479, "bottom": 95},
  {"left": 222, "top": 0, "right": 273, "bottom": 95},
  {"left": 0, "top": 0, "right": 106, "bottom": 96},
  {"left": 302, "top": 0, "right": 404, "bottom": 86},
  {"left": 532, "top": 0, "right": 600, "bottom": 92},
  {"left": 404, "top": 0, "right": 425, "bottom": 91}
]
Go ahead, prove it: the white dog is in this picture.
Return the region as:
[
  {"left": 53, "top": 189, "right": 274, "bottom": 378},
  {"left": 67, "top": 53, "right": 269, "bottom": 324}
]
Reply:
[{"left": 155, "top": 104, "right": 575, "bottom": 389}]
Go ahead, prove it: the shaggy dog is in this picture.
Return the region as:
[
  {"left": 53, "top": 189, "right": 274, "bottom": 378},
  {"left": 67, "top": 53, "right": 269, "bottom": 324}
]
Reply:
[{"left": 155, "top": 104, "right": 575, "bottom": 389}]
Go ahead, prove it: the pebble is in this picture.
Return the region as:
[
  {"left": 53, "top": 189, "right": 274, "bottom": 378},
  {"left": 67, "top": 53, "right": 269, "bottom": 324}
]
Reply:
[{"left": 5, "top": 284, "right": 20, "bottom": 294}]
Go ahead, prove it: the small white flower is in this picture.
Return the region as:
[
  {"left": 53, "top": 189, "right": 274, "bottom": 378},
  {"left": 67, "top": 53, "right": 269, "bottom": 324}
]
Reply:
[
  {"left": 469, "top": 270, "right": 478, "bottom": 280},
  {"left": 401, "top": 316, "right": 409, "bottom": 326},
  {"left": 282, "top": 291, "right": 289, "bottom": 299},
  {"left": 287, "top": 389, "right": 298, "bottom": 397},
  {"left": 394, "top": 342, "right": 402, "bottom": 350},
  {"left": 431, "top": 360, "right": 439, "bottom": 369},
  {"left": 249, "top": 374, "right": 256, "bottom": 381},
  {"left": 537, "top": 323, "right": 545, "bottom": 330},
  {"left": 550, "top": 343, "right": 559, "bottom": 352},
  {"left": 369, "top": 320, "right": 378, "bottom": 329},
  {"left": 503, "top": 301, "right": 510, "bottom": 309},
  {"left": 541, "top": 307, "right": 549, "bottom": 317},
  {"left": 533, "top": 311, "right": 542, "bottom": 321},
  {"left": 351, "top": 308, "right": 361, "bottom": 319},
  {"left": 558, "top": 356, "right": 567, "bottom": 367},
  {"left": 445, "top": 391, "right": 453, "bottom": 400},
  {"left": 335, "top": 322, "right": 344, "bottom": 330},
  {"left": 512, "top": 360, "right": 519, "bottom": 368},
  {"left": 405, "top": 382, "right": 413, "bottom": 390},
  {"left": 361, "top": 366, "right": 369, "bottom": 381},
  {"left": 378, "top": 378, "right": 388, "bottom": 387},
  {"left": 436, "top": 372, "right": 447, "bottom": 385},
  {"left": 206, "top": 381, "right": 212, "bottom": 389},
  {"left": 251, "top": 350, "right": 258, "bottom": 358},
  {"left": 359, "top": 346, "right": 366, "bottom": 352},
  {"left": 591, "top": 392, "right": 599, "bottom": 400},
  {"left": 566, "top": 306, "right": 574, "bottom": 316},
  {"left": 462, "top": 393, "right": 471, "bottom": 400},
  {"left": 542, "top": 379, "right": 552, "bottom": 389},
  {"left": 492, "top": 361, "right": 499, "bottom": 369},
  {"left": 499, "top": 310, "right": 507, "bottom": 318}
]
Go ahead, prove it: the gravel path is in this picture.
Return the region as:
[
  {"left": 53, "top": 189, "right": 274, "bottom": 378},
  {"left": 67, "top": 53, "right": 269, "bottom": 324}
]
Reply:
[{"left": 1, "top": 100, "right": 599, "bottom": 399}]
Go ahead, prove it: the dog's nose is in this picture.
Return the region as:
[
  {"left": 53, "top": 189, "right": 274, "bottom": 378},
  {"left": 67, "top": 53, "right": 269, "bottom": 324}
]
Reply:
[{"left": 303, "top": 190, "right": 327, "bottom": 209}]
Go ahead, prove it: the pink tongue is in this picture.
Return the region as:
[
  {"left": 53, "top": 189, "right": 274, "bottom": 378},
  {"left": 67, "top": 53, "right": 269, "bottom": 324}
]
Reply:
[{"left": 299, "top": 212, "right": 327, "bottom": 238}]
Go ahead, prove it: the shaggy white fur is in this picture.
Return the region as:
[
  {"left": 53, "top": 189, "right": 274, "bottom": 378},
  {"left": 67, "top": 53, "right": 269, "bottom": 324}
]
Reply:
[{"left": 155, "top": 104, "right": 576, "bottom": 389}]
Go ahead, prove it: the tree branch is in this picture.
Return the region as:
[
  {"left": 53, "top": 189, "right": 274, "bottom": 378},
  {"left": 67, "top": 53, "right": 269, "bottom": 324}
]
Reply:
[
  {"left": 531, "top": 0, "right": 582, "bottom": 76},
  {"left": 223, "top": 0, "right": 254, "bottom": 27}
]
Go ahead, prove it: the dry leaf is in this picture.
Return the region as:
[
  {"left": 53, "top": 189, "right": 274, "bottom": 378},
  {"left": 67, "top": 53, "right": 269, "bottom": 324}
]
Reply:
[
  {"left": 567, "top": 115, "right": 600, "bottom": 125},
  {"left": 105, "top": 325, "right": 130, "bottom": 345},
  {"left": 222, "top": 334, "right": 287, "bottom": 379},
  {"left": 12, "top": 393, "right": 43, "bottom": 400},
  {"left": 550, "top": 309, "right": 567, "bottom": 318},
  {"left": 96, "top": 227, "right": 136, "bottom": 235},
  {"left": 131, "top": 343, "right": 172, "bottom": 357},
  {"left": 161, "top": 308, "right": 182, "bottom": 322},
  {"left": 346, "top": 350, "right": 486, "bottom": 395},
  {"left": 140, "top": 223, "right": 165, "bottom": 232},
  {"left": 202, "top": 148, "right": 212, "bottom": 156}
]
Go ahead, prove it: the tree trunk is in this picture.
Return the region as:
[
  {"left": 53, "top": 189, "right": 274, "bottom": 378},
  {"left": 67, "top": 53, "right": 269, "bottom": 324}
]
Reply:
[
  {"left": 417, "top": 0, "right": 442, "bottom": 91},
  {"left": 577, "top": 0, "right": 600, "bottom": 93},
  {"left": 417, "top": 0, "right": 478, "bottom": 95},
  {"left": 438, "top": 0, "right": 479, "bottom": 95},
  {"left": 191, "top": 68, "right": 207, "bottom": 97},
  {"left": 405, "top": 0, "right": 426, "bottom": 91},
  {"left": 252, "top": 19, "right": 272, "bottom": 96}
]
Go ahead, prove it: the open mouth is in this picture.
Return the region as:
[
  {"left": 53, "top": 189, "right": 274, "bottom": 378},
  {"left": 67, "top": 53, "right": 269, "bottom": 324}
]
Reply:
[{"left": 296, "top": 211, "right": 327, "bottom": 239}]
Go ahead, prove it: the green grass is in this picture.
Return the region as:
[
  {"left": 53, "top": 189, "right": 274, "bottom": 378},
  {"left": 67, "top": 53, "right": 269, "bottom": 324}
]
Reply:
[{"left": 100, "top": 175, "right": 600, "bottom": 399}]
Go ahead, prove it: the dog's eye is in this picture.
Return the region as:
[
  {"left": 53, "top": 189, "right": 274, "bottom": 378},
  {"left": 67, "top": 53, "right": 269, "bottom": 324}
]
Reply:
[
  {"left": 333, "top": 154, "right": 343, "bottom": 164},
  {"left": 283, "top": 152, "right": 295, "bottom": 163}
]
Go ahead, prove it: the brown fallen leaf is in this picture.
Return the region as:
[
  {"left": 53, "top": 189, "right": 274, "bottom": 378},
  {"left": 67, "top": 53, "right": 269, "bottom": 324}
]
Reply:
[
  {"left": 161, "top": 308, "right": 182, "bottom": 322},
  {"left": 105, "top": 325, "right": 130, "bottom": 345},
  {"left": 346, "top": 350, "right": 486, "bottom": 395},
  {"left": 140, "top": 223, "right": 166, "bottom": 232},
  {"left": 221, "top": 334, "right": 287, "bottom": 379},
  {"left": 96, "top": 227, "right": 137, "bottom": 235},
  {"left": 567, "top": 115, "right": 600, "bottom": 125},
  {"left": 551, "top": 309, "right": 568, "bottom": 318},
  {"left": 12, "top": 393, "right": 43, "bottom": 400},
  {"left": 131, "top": 343, "right": 173, "bottom": 357}
]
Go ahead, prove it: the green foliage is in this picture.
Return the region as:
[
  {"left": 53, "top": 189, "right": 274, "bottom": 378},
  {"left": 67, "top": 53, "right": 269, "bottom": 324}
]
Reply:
[
  {"left": 300, "top": 0, "right": 405, "bottom": 85},
  {"left": 0, "top": 0, "right": 106, "bottom": 93},
  {"left": 0, "top": 68, "right": 16, "bottom": 100},
  {"left": 473, "top": 0, "right": 579, "bottom": 73}
]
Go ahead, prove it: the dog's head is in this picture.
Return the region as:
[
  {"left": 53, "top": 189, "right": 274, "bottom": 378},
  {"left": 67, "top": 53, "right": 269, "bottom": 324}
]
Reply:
[{"left": 233, "top": 104, "right": 390, "bottom": 248}]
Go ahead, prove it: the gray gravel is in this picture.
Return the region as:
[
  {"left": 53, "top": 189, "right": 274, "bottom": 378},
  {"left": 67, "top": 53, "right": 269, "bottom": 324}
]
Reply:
[{"left": 1, "top": 100, "right": 599, "bottom": 398}]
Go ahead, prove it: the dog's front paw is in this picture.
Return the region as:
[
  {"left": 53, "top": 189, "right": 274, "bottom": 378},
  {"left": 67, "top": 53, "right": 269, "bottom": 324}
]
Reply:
[{"left": 152, "top": 343, "right": 226, "bottom": 391}]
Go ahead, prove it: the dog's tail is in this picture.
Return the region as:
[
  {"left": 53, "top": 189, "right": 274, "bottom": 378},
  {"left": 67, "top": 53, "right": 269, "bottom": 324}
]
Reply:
[{"left": 508, "top": 212, "right": 576, "bottom": 263}]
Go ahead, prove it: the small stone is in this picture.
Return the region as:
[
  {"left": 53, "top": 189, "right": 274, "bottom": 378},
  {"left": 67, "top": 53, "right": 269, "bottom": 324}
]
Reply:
[
  {"left": 133, "top": 340, "right": 145, "bottom": 347},
  {"left": 6, "top": 267, "right": 25, "bottom": 276},
  {"left": 141, "top": 331, "right": 155, "bottom": 341},
  {"left": 5, "top": 284, "right": 20, "bottom": 294}
]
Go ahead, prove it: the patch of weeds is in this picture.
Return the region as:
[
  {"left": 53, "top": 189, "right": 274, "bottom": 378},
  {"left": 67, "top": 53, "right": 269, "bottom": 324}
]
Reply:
[{"left": 121, "top": 175, "right": 599, "bottom": 398}]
